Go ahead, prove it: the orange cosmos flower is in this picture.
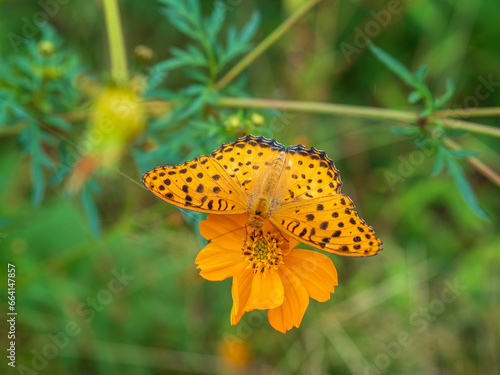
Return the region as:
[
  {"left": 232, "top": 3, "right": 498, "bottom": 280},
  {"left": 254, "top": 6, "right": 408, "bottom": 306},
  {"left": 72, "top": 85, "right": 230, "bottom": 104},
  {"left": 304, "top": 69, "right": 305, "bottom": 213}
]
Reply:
[{"left": 195, "top": 214, "right": 338, "bottom": 333}]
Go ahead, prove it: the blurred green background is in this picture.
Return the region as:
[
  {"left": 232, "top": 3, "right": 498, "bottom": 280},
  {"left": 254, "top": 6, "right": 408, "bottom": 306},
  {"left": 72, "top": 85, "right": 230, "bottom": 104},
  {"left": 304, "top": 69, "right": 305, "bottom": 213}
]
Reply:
[{"left": 1, "top": 0, "right": 499, "bottom": 374}]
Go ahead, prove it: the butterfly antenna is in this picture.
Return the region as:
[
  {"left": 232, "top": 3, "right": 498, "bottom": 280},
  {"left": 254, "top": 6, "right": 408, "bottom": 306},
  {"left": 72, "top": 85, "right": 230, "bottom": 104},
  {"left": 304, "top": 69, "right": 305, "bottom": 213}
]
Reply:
[{"left": 205, "top": 225, "right": 247, "bottom": 243}]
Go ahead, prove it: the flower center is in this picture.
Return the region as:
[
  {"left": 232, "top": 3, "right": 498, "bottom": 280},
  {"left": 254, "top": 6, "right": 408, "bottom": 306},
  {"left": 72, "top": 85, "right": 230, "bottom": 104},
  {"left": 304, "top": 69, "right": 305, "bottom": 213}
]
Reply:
[{"left": 242, "top": 230, "right": 285, "bottom": 273}]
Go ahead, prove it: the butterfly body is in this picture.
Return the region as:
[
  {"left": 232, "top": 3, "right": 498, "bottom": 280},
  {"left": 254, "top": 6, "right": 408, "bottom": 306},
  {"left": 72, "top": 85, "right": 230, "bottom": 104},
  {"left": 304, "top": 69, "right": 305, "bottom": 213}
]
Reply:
[
  {"left": 142, "top": 135, "right": 382, "bottom": 257},
  {"left": 248, "top": 150, "right": 286, "bottom": 229}
]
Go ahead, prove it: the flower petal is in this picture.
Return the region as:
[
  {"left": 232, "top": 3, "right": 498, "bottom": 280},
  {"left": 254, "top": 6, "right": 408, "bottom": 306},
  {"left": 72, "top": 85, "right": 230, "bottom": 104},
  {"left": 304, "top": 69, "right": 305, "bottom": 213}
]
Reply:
[
  {"left": 195, "top": 243, "right": 241, "bottom": 281},
  {"left": 285, "top": 249, "right": 338, "bottom": 302},
  {"left": 199, "top": 214, "right": 248, "bottom": 246},
  {"left": 230, "top": 264, "right": 253, "bottom": 325},
  {"left": 244, "top": 269, "right": 284, "bottom": 311},
  {"left": 287, "top": 237, "right": 301, "bottom": 252},
  {"left": 267, "top": 265, "right": 309, "bottom": 333}
]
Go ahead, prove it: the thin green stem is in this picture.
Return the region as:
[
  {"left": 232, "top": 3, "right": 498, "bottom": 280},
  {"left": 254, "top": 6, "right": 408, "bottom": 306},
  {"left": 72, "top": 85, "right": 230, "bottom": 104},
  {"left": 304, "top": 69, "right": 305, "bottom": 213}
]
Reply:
[
  {"left": 434, "top": 107, "right": 500, "bottom": 118},
  {"left": 196, "top": 29, "right": 217, "bottom": 83},
  {"left": 434, "top": 117, "right": 500, "bottom": 138},
  {"left": 442, "top": 137, "right": 500, "bottom": 188},
  {"left": 103, "top": 0, "right": 129, "bottom": 84},
  {"left": 218, "top": 97, "right": 417, "bottom": 122},
  {"left": 217, "top": 97, "right": 500, "bottom": 139},
  {"left": 214, "top": 0, "right": 324, "bottom": 91}
]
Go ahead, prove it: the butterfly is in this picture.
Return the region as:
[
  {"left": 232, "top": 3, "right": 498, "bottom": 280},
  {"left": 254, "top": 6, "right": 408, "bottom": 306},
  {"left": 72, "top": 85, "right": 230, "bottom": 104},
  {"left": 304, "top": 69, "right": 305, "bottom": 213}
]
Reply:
[{"left": 142, "top": 135, "right": 382, "bottom": 257}]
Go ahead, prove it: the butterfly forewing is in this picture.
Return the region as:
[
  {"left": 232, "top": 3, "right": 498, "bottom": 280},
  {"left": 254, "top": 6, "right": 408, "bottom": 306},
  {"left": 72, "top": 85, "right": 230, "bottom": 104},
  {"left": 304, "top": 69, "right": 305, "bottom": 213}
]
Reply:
[
  {"left": 210, "top": 135, "right": 285, "bottom": 199},
  {"left": 142, "top": 135, "right": 285, "bottom": 214},
  {"left": 271, "top": 145, "right": 342, "bottom": 207},
  {"left": 271, "top": 194, "right": 382, "bottom": 257},
  {"left": 142, "top": 155, "right": 247, "bottom": 214}
]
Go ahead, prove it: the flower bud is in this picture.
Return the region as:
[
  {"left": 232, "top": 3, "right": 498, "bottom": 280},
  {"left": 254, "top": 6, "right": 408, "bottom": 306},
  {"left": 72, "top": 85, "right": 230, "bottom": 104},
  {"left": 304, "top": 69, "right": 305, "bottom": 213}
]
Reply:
[
  {"left": 224, "top": 114, "right": 242, "bottom": 131},
  {"left": 134, "top": 45, "right": 155, "bottom": 63},
  {"left": 38, "top": 40, "right": 55, "bottom": 56},
  {"left": 249, "top": 112, "right": 265, "bottom": 126}
]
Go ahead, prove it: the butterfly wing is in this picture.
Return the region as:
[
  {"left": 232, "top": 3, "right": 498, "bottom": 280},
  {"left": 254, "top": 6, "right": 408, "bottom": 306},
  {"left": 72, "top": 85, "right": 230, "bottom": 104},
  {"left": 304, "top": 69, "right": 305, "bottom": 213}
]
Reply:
[
  {"left": 269, "top": 144, "right": 343, "bottom": 208},
  {"left": 271, "top": 194, "right": 382, "bottom": 256},
  {"left": 142, "top": 135, "right": 285, "bottom": 214},
  {"left": 142, "top": 154, "right": 248, "bottom": 213},
  {"left": 212, "top": 135, "right": 286, "bottom": 198}
]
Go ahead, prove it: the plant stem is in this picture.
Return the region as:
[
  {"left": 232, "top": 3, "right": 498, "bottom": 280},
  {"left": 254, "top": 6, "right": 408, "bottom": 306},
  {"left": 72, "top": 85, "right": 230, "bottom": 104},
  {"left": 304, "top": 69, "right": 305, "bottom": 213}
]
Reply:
[
  {"left": 214, "top": 0, "right": 324, "bottom": 91},
  {"left": 435, "top": 118, "right": 500, "bottom": 138},
  {"left": 217, "top": 97, "right": 500, "bottom": 138},
  {"left": 442, "top": 137, "right": 500, "bottom": 188},
  {"left": 103, "top": 0, "right": 129, "bottom": 84},
  {"left": 434, "top": 107, "right": 500, "bottom": 118},
  {"left": 217, "top": 96, "right": 417, "bottom": 122}
]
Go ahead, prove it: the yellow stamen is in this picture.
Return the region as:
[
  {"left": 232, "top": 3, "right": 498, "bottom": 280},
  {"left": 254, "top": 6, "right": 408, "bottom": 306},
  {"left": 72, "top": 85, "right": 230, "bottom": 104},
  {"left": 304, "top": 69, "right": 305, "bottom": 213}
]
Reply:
[{"left": 242, "top": 230, "right": 284, "bottom": 273}]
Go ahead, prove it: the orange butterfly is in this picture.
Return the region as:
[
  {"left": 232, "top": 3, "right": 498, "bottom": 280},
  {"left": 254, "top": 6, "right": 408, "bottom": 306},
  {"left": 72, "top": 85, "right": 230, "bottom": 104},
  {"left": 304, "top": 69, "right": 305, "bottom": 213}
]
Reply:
[{"left": 142, "top": 135, "right": 382, "bottom": 257}]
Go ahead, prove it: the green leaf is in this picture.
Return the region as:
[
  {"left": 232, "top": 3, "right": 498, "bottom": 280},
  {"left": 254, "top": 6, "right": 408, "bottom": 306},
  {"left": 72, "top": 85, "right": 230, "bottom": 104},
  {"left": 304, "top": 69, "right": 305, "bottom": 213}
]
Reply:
[
  {"left": 408, "top": 90, "right": 422, "bottom": 104},
  {"left": 414, "top": 65, "right": 428, "bottom": 83},
  {"left": 184, "top": 84, "right": 205, "bottom": 96},
  {"left": 160, "top": 4, "right": 200, "bottom": 40},
  {"left": 80, "top": 187, "right": 101, "bottom": 237},
  {"left": 218, "top": 11, "right": 260, "bottom": 69},
  {"left": 176, "top": 94, "right": 206, "bottom": 120},
  {"left": 369, "top": 44, "right": 434, "bottom": 108},
  {"left": 434, "top": 79, "right": 455, "bottom": 109},
  {"left": 206, "top": 1, "right": 226, "bottom": 42},
  {"left": 184, "top": 68, "right": 209, "bottom": 84},
  {"left": 445, "top": 152, "right": 489, "bottom": 219},
  {"left": 43, "top": 114, "right": 71, "bottom": 131},
  {"left": 157, "top": 45, "right": 207, "bottom": 72},
  {"left": 368, "top": 43, "right": 417, "bottom": 88},
  {"left": 449, "top": 149, "right": 477, "bottom": 159},
  {"left": 239, "top": 11, "right": 260, "bottom": 44},
  {"left": 430, "top": 145, "right": 446, "bottom": 176},
  {"left": 187, "top": 0, "right": 202, "bottom": 25},
  {"left": 144, "top": 64, "right": 169, "bottom": 93},
  {"left": 390, "top": 126, "right": 420, "bottom": 136}
]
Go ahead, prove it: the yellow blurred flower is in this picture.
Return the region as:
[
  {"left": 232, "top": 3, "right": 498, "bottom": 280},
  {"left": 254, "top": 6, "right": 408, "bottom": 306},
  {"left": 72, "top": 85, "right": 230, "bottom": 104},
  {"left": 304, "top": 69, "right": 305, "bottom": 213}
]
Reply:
[
  {"left": 88, "top": 86, "right": 144, "bottom": 166},
  {"left": 218, "top": 338, "right": 252, "bottom": 368},
  {"left": 66, "top": 85, "right": 145, "bottom": 192}
]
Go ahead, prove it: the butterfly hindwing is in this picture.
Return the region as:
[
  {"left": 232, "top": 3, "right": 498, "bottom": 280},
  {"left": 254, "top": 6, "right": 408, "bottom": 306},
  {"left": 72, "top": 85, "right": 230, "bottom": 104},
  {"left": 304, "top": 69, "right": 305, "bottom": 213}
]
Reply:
[{"left": 271, "top": 194, "right": 382, "bottom": 257}]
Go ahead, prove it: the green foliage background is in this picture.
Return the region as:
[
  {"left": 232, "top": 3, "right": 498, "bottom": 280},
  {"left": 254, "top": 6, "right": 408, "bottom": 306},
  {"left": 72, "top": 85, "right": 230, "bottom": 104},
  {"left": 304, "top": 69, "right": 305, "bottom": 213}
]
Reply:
[{"left": 1, "top": 0, "right": 499, "bottom": 374}]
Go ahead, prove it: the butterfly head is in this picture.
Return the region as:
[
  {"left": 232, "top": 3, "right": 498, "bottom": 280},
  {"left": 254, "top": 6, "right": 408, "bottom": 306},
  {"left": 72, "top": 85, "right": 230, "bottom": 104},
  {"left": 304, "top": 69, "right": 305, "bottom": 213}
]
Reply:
[{"left": 248, "top": 197, "right": 270, "bottom": 230}]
